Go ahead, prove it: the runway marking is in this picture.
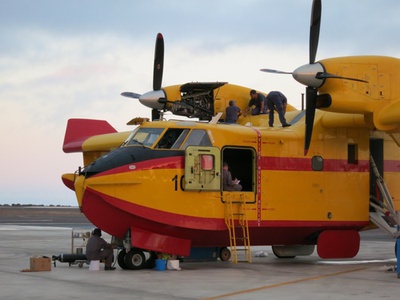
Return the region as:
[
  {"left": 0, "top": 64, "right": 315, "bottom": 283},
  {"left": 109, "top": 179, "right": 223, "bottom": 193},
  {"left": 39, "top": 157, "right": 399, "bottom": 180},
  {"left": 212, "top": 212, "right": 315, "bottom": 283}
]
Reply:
[{"left": 202, "top": 267, "right": 367, "bottom": 300}]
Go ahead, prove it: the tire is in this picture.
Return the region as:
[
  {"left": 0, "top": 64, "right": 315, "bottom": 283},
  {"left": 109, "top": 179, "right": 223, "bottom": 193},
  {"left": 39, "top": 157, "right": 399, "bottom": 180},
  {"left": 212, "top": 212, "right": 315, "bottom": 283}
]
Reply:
[
  {"left": 125, "top": 249, "right": 146, "bottom": 270},
  {"left": 219, "top": 247, "right": 231, "bottom": 261},
  {"left": 117, "top": 250, "right": 129, "bottom": 270},
  {"left": 144, "top": 251, "right": 157, "bottom": 269}
]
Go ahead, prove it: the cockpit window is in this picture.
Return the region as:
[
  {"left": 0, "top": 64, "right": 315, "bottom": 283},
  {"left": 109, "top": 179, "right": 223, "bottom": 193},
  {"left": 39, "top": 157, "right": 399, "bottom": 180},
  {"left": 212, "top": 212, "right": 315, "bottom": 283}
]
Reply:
[
  {"left": 156, "top": 128, "right": 189, "bottom": 149},
  {"left": 127, "top": 128, "right": 164, "bottom": 147},
  {"left": 182, "top": 129, "right": 212, "bottom": 149},
  {"left": 127, "top": 127, "right": 212, "bottom": 150}
]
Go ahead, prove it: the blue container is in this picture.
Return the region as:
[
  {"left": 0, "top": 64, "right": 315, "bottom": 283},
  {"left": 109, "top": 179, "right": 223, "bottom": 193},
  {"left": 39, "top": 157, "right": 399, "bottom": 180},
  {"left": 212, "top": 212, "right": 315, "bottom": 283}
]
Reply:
[{"left": 155, "top": 259, "right": 166, "bottom": 271}]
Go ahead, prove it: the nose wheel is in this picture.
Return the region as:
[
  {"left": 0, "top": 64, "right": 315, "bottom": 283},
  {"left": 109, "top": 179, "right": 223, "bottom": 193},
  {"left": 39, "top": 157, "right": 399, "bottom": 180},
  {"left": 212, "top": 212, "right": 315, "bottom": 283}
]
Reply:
[
  {"left": 117, "top": 248, "right": 156, "bottom": 270},
  {"left": 117, "top": 250, "right": 129, "bottom": 270}
]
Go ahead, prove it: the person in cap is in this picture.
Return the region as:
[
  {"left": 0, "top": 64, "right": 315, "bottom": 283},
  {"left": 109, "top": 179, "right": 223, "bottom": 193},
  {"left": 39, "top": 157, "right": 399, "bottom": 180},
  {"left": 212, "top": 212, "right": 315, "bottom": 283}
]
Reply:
[
  {"left": 222, "top": 162, "right": 242, "bottom": 191},
  {"left": 225, "top": 99, "right": 242, "bottom": 123},
  {"left": 86, "top": 228, "right": 116, "bottom": 270}
]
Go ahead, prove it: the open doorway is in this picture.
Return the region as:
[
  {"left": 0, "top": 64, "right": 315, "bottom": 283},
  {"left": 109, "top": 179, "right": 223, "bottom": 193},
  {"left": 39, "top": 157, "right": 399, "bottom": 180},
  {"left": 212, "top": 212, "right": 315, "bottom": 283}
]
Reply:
[
  {"left": 222, "top": 147, "right": 255, "bottom": 193},
  {"left": 370, "top": 138, "right": 383, "bottom": 196}
]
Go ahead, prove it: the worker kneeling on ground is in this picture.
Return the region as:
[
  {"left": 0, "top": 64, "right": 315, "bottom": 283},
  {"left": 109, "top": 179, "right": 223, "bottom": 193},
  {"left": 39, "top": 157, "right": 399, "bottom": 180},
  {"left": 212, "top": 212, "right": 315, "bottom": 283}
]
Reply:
[{"left": 86, "top": 228, "right": 116, "bottom": 271}]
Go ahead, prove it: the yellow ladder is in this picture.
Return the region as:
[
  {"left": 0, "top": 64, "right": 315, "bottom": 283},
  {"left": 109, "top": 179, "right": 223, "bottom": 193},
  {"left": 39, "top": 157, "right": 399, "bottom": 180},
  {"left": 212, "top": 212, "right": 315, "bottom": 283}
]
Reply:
[{"left": 224, "top": 193, "right": 252, "bottom": 263}]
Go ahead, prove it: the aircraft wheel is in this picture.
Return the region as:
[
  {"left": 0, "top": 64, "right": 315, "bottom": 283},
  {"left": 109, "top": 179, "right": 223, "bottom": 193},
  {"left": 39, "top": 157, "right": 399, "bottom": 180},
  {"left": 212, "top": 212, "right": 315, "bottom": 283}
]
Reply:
[
  {"left": 117, "top": 250, "right": 129, "bottom": 270},
  {"left": 125, "top": 248, "right": 146, "bottom": 270},
  {"left": 219, "top": 247, "right": 231, "bottom": 261},
  {"left": 144, "top": 251, "right": 157, "bottom": 269}
]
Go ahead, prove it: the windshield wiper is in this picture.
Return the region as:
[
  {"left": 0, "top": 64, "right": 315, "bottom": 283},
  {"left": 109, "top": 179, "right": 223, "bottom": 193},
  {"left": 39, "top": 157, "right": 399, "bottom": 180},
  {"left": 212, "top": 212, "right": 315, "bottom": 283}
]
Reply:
[{"left": 131, "top": 139, "right": 146, "bottom": 148}]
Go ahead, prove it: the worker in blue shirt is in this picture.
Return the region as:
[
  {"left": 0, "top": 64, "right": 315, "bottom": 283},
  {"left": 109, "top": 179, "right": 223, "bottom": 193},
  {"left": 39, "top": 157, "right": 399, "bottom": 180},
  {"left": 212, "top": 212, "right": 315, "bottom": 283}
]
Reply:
[
  {"left": 225, "top": 100, "right": 242, "bottom": 123},
  {"left": 266, "top": 91, "right": 290, "bottom": 127},
  {"left": 246, "top": 90, "right": 265, "bottom": 115}
]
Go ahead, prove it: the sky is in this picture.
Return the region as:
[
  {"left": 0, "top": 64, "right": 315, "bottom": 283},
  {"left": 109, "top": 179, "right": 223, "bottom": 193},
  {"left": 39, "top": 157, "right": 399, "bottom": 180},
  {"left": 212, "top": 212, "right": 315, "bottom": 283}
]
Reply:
[{"left": 1, "top": 0, "right": 400, "bottom": 206}]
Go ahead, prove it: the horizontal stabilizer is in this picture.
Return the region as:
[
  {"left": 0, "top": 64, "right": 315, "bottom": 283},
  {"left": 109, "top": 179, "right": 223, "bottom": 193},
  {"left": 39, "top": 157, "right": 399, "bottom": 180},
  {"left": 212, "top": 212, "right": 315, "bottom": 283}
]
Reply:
[{"left": 63, "top": 118, "right": 117, "bottom": 153}]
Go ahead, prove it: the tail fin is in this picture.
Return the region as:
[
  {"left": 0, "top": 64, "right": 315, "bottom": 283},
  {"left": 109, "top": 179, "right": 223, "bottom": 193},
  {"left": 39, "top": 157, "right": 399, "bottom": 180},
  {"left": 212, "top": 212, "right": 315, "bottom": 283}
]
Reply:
[{"left": 62, "top": 118, "right": 117, "bottom": 153}]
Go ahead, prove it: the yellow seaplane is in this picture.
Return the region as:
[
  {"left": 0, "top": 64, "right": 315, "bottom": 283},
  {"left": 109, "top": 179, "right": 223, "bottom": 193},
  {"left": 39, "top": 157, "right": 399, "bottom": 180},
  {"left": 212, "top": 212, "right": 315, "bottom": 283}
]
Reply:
[{"left": 62, "top": 0, "right": 400, "bottom": 270}]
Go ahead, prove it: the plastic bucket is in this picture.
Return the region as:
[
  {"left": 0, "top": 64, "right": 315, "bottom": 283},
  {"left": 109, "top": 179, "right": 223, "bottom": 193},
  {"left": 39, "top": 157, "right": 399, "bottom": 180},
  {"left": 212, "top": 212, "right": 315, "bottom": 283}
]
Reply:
[
  {"left": 89, "top": 260, "right": 100, "bottom": 271},
  {"left": 155, "top": 259, "right": 166, "bottom": 271},
  {"left": 167, "top": 259, "right": 180, "bottom": 270}
]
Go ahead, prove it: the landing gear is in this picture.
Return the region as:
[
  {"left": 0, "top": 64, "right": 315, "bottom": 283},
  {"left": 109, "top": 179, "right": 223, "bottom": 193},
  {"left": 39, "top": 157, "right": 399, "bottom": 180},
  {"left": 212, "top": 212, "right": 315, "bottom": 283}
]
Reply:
[
  {"left": 115, "top": 230, "right": 154, "bottom": 270},
  {"left": 117, "top": 250, "right": 129, "bottom": 270},
  {"left": 144, "top": 251, "right": 157, "bottom": 269},
  {"left": 117, "top": 248, "right": 156, "bottom": 270},
  {"left": 219, "top": 247, "right": 231, "bottom": 261},
  {"left": 124, "top": 248, "right": 146, "bottom": 270}
]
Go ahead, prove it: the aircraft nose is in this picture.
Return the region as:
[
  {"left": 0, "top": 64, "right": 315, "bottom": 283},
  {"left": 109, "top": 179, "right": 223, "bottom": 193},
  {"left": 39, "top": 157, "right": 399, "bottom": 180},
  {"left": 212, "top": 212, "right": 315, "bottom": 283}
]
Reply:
[
  {"left": 292, "top": 62, "right": 325, "bottom": 88},
  {"left": 139, "top": 90, "right": 166, "bottom": 110}
]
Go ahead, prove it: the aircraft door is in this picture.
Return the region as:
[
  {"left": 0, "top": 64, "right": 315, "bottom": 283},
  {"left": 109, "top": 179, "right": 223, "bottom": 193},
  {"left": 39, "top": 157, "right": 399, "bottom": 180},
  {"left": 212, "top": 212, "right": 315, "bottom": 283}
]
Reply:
[
  {"left": 184, "top": 146, "right": 221, "bottom": 191},
  {"left": 221, "top": 147, "right": 256, "bottom": 202},
  {"left": 370, "top": 138, "right": 383, "bottom": 196}
]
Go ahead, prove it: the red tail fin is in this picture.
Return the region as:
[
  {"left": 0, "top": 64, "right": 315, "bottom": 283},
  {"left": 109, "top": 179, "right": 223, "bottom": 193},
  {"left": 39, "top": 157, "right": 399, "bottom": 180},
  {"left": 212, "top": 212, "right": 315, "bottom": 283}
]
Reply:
[{"left": 62, "top": 118, "right": 117, "bottom": 153}]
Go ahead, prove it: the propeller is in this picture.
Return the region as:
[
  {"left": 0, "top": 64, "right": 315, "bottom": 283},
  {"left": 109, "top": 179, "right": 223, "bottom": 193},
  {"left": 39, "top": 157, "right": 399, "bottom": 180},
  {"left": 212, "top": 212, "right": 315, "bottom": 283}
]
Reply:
[
  {"left": 150, "top": 33, "right": 165, "bottom": 120},
  {"left": 261, "top": 0, "right": 321, "bottom": 155},
  {"left": 304, "top": 0, "right": 321, "bottom": 156},
  {"left": 261, "top": 0, "right": 367, "bottom": 155},
  {"left": 153, "top": 33, "right": 164, "bottom": 91},
  {"left": 309, "top": 0, "right": 321, "bottom": 65},
  {"left": 121, "top": 33, "right": 167, "bottom": 121},
  {"left": 121, "top": 92, "right": 141, "bottom": 99}
]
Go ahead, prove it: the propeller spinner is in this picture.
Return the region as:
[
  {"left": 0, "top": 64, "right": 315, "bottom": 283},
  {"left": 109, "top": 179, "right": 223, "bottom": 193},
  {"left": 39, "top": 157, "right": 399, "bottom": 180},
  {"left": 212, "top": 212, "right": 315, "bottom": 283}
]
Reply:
[
  {"left": 121, "top": 33, "right": 167, "bottom": 121},
  {"left": 261, "top": 0, "right": 366, "bottom": 155}
]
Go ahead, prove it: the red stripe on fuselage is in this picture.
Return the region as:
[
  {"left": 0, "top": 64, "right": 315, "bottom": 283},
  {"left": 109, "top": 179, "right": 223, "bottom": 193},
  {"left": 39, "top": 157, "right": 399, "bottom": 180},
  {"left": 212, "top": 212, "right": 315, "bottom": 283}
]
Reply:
[
  {"left": 94, "top": 154, "right": 369, "bottom": 178},
  {"left": 81, "top": 187, "right": 368, "bottom": 247},
  {"left": 385, "top": 160, "right": 400, "bottom": 172},
  {"left": 260, "top": 157, "right": 370, "bottom": 172},
  {"left": 249, "top": 127, "right": 262, "bottom": 226}
]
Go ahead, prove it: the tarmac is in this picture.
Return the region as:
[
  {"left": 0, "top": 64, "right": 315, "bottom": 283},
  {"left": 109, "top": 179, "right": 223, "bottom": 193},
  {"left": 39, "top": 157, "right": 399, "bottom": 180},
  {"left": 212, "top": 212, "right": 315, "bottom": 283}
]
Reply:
[{"left": 0, "top": 207, "right": 399, "bottom": 299}]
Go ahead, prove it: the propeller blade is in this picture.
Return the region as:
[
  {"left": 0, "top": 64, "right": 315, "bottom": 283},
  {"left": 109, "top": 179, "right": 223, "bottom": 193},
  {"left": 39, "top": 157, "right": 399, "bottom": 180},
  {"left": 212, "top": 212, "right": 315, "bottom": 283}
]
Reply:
[
  {"left": 316, "top": 72, "right": 368, "bottom": 83},
  {"left": 304, "top": 0, "right": 321, "bottom": 155},
  {"left": 151, "top": 108, "right": 161, "bottom": 121},
  {"left": 260, "top": 68, "right": 292, "bottom": 75},
  {"left": 304, "top": 86, "right": 317, "bottom": 156},
  {"left": 153, "top": 33, "right": 164, "bottom": 91},
  {"left": 309, "top": 0, "right": 321, "bottom": 64},
  {"left": 121, "top": 92, "right": 141, "bottom": 99}
]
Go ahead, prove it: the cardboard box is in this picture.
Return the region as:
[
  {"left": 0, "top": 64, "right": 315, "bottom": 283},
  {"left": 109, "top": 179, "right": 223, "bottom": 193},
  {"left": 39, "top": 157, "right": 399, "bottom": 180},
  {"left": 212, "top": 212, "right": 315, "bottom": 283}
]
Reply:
[{"left": 30, "top": 256, "right": 51, "bottom": 272}]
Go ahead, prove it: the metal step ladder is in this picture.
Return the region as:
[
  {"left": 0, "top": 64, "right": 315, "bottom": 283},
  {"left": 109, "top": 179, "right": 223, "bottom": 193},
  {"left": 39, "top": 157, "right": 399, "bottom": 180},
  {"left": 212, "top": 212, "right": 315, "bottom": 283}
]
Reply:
[
  {"left": 224, "top": 193, "right": 252, "bottom": 263},
  {"left": 369, "top": 155, "right": 399, "bottom": 237}
]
